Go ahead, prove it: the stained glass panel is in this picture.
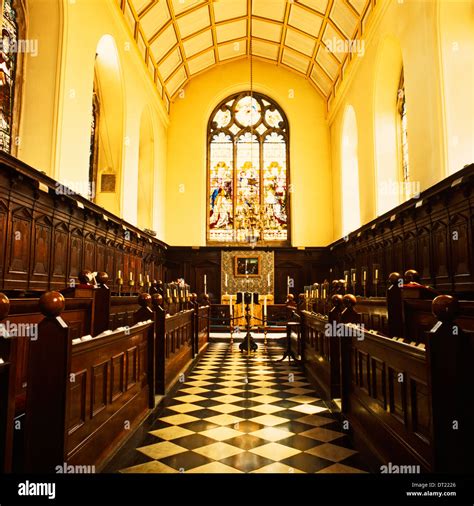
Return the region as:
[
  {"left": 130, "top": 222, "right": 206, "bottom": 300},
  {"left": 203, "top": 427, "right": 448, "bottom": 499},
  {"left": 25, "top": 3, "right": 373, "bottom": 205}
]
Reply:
[
  {"left": 235, "top": 96, "right": 261, "bottom": 127},
  {"left": 209, "top": 132, "right": 233, "bottom": 242},
  {"left": 265, "top": 108, "right": 283, "bottom": 128},
  {"left": 263, "top": 133, "right": 287, "bottom": 241},
  {"left": 207, "top": 92, "right": 289, "bottom": 244},
  {"left": 0, "top": 0, "right": 18, "bottom": 153},
  {"left": 214, "top": 108, "right": 231, "bottom": 128}
]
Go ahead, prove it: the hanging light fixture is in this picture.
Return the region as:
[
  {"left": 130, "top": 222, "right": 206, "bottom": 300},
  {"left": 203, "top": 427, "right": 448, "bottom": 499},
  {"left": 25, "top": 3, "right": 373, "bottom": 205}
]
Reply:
[{"left": 247, "top": 0, "right": 264, "bottom": 245}]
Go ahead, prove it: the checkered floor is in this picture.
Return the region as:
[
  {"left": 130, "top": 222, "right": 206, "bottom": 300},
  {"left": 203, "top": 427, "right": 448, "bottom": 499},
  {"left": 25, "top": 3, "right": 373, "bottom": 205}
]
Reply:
[{"left": 117, "top": 343, "right": 369, "bottom": 473}]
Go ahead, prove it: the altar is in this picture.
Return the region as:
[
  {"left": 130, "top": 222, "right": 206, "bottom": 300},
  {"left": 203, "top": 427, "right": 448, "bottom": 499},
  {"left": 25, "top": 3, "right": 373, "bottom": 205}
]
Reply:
[{"left": 221, "top": 293, "right": 274, "bottom": 328}]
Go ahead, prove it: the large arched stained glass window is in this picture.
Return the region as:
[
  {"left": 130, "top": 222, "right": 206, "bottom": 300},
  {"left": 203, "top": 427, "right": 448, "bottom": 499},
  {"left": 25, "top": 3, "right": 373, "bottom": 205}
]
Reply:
[
  {"left": 0, "top": 0, "right": 18, "bottom": 153},
  {"left": 207, "top": 92, "right": 289, "bottom": 245}
]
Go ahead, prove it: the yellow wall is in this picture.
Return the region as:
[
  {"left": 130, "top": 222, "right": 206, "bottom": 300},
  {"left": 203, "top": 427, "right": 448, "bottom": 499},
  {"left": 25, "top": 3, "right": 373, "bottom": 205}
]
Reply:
[
  {"left": 18, "top": 0, "right": 63, "bottom": 175},
  {"left": 15, "top": 0, "right": 472, "bottom": 249},
  {"left": 329, "top": 0, "right": 451, "bottom": 242},
  {"left": 438, "top": 0, "right": 474, "bottom": 175},
  {"left": 17, "top": 0, "right": 168, "bottom": 238},
  {"left": 166, "top": 59, "right": 332, "bottom": 247}
]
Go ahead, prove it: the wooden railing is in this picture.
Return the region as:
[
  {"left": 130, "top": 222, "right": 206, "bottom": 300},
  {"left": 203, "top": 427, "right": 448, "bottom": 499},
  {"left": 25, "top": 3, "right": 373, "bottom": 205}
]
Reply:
[
  {"left": 23, "top": 292, "right": 154, "bottom": 472},
  {"left": 299, "top": 283, "right": 474, "bottom": 473},
  {"left": 0, "top": 275, "right": 209, "bottom": 473}
]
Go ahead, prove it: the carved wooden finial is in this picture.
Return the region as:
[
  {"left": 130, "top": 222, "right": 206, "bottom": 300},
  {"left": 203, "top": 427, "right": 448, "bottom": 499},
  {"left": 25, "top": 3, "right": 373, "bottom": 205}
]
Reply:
[
  {"left": 39, "top": 291, "right": 65, "bottom": 317},
  {"left": 298, "top": 293, "right": 305, "bottom": 301},
  {"left": 432, "top": 294, "right": 460, "bottom": 322},
  {"left": 342, "top": 294, "right": 357, "bottom": 308},
  {"left": 152, "top": 293, "right": 163, "bottom": 310},
  {"left": 0, "top": 292, "right": 10, "bottom": 321},
  {"left": 138, "top": 292, "right": 152, "bottom": 308},
  {"left": 331, "top": 294, "right": 343, "bottom": 307},
  {"left": 97, "top": 271, "right": 109, "bottom": 285},
  {"left": 404, "top": 269, "right": 420, "bottom": 283},
  {"left": 388, "top": 272, "right": 401, "bottom": 285},
  {"left": 191, "top": 293, "right": 197, "bottom": 302}
]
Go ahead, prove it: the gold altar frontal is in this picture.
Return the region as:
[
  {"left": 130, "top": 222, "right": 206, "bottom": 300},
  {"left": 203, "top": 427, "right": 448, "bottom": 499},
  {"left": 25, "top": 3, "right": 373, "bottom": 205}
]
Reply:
[{"left": 221, "top": 294, "right": 274, "bottom": 328}]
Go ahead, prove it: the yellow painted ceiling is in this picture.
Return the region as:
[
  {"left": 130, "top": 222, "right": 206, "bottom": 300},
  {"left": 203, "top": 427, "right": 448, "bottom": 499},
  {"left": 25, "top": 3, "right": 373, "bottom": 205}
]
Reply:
[{"left": 117, "top": 0, "right": 376, "bottom": 111}]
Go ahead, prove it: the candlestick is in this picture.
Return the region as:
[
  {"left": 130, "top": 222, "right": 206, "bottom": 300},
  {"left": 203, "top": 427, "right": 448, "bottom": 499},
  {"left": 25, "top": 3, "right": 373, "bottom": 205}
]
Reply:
[
  {"left": 118, "top": 270, "right": 122, "bottom": 279},
  {"left": 363, "top": 271, "right": 366, "bottom": 281},
  {"left": 375, "top": 268, "right": 379, "bottom": 280},
  {"left": 129, "top": 272, "right": 133, "bottom": 281},
  {"left": 267, "top": 273, "right": 270, "bottom": 288},
  {"left": 264, "top": 295, "right": 267, "bottom": 317}
]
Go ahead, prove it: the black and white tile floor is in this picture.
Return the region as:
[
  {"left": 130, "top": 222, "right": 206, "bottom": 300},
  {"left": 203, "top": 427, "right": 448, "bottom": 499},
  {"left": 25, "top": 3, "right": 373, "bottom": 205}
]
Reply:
[{"left": 115, "top": 343, "right": 369, "bottom": 474}]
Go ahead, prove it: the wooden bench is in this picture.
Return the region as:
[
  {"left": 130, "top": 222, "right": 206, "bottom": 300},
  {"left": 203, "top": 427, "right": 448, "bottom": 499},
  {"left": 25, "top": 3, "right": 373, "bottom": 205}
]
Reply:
[
  {"left": 300, "top": 288, "right": 474, "bottom": 473},
  {"left": 23, "top": 291, "right": 154, "bottom": 472}
]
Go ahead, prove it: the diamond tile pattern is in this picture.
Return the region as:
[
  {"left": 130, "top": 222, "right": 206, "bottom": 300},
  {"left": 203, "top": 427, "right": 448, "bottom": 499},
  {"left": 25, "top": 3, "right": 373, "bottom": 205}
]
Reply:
[
  {"left": 120, "top": 0, "right": 375, "bottom": 106},
  {"left": 116, "top": 343, "right": 368, "bottom": 473}
]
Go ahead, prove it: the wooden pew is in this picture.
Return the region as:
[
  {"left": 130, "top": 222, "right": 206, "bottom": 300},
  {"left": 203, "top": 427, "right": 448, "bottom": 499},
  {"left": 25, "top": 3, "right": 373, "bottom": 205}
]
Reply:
[
  {"left": 24, "top": 291, "right": 154, "bottom": 472},
  {"left": 340, "top": 295, "right": 474, "bottom": 473},
  {"left": 152, "top": 294, "right": 195, "bottom": 394},
  {"left": 300, "top": 284, "right": 474, "bottom": 472},
  {"left": 0, "top": 293, "right": 14, "bottom": 473},
  {"left": 195, "top": 302, "right": 210, "bottom": 356},
  {"left": 301, "top": 294, "right": 359, "bottom": 400},
  {"left": 110, "top": 295, "right": 140, "bottom": 329}
]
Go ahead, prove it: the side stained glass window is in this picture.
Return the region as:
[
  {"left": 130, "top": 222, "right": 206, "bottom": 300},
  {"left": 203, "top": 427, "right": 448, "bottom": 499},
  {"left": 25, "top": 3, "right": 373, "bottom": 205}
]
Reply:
[
  {"left": 0, "top": 0, "right": 18, "bottom": 153},
  {"left": 207, "top": 92, "right": 289, "bottom": 244}
]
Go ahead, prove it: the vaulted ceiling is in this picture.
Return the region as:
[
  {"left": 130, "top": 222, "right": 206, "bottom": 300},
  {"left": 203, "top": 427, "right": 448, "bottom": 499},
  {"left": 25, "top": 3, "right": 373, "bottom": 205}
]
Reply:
[{"left": 117, "top": 0, "right": 376, "bottom": 112}]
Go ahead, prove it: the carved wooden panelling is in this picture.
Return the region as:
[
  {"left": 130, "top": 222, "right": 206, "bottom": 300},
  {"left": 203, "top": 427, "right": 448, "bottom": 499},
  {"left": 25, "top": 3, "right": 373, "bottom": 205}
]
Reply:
[
  {"left": 358, "top": 351, "right": 369, "bottom": 394},
  {"left": 32, "top": 218, "right": 51, "bottom": 276},
  {"left": 91, "top": 361, "right": 108, "bottom": 417},
  {"left": 84, "top": 236, "right": 96, "bottom": 271},
  {"left": 126, "top": 346, "right": 138, "bottom": 390},
  {"left": 432, "top": 222, "right": 449, "bottom": 279},
  {"left": 388, "top": 367, "right": 406, "bottom": 424},
  {"left": 96, "top": 242, "right": 106, "bottom": 273},
  {"left": 68, "top": 369, "right": 87, "bottom": 434},
  {"left": 138, "top": 342, "right": 147, "bottom": 382},
  {"left": 371, "top": 357, "right": 386, "bottom": 408},
  {"left": 52, "top": 226, "right": 68, "bottom": 277},
  {"left": 404, "top": 232, "right": 417, "bottom": 271},
  {"left": 111, "top": 353, "right": 125, "bottom": 402},
  {"left": 450, "top": 215, "right": 470, "bottom": 276},
  {"left": 9, "top": 213, "right": 31, "bottom": 273},
  {"left": 410, "top": 378, "right": 431, "bottom": 441},
  {"left": 0, "top": 202, "right": 7, "bottom": 278},
  {"left": 69, "top": 231, "right": 83, "bottom": 278}
]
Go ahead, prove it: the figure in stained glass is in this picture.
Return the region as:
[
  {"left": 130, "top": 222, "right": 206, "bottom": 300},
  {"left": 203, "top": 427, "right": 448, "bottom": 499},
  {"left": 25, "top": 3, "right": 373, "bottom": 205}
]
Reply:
[{"left": 0, "top": 0, "right": 17, "bottom": 153}]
